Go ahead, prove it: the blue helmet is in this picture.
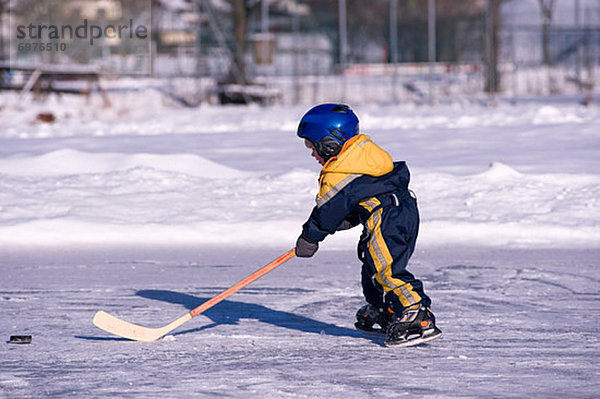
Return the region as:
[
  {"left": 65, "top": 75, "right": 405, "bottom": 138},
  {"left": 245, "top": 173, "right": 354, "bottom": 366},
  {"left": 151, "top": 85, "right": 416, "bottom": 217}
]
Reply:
[{"left": 297, "top": 103, "right": 359, "bottom": 160}]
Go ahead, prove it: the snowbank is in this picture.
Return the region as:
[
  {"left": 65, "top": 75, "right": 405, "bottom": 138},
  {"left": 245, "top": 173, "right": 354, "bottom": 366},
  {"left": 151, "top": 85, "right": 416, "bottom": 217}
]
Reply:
[
  {"left": 0, "top": 149, "right": 247, "bottom": 178},
  {"left": 1, "top": 91, "right": 599, "bottom": 248},
  {"left": 0, "top": 151, "right": 597, "bottom": 248}
]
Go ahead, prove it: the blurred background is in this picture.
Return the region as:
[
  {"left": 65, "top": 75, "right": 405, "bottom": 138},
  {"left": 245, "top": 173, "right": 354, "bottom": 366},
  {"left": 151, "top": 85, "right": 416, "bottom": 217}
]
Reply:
[{"left": 1, "top": 0, "right": 599, "bottom": 107}]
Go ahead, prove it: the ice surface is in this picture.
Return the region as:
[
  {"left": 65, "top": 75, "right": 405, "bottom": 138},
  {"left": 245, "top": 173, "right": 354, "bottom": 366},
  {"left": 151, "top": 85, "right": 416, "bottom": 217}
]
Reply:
[{"left": 1, "top": 247, "right": 598, "bottom": 398}]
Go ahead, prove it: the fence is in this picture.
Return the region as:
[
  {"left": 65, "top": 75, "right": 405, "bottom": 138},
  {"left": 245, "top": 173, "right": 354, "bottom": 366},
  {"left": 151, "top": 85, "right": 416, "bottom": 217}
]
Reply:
[{"left": 151, "top": 23, "right": 600, "bottom": 105}]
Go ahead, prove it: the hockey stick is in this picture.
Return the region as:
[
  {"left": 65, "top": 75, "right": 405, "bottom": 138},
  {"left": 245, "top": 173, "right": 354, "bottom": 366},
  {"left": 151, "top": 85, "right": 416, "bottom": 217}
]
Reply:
[{"left": 93, "top": 249, "right": 296, "bottom": 342}]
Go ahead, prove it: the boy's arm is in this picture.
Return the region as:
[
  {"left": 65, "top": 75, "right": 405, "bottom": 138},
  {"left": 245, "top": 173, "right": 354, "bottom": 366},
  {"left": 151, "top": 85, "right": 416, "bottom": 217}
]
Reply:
[
  {"left": 294, "top": 206, "right": 340, "bottom": 258},
  {"left": 296, "top": 172, "right": 374, "bottom": 257},
  {"left": 301, "top": 193, "right": 355, "bottom": 244}
]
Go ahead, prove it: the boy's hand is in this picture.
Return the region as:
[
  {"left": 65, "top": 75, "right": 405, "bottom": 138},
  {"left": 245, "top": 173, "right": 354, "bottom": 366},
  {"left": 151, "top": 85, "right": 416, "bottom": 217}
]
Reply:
[{"left": 295, "top": 235, "right": 319, "bottom": 257}]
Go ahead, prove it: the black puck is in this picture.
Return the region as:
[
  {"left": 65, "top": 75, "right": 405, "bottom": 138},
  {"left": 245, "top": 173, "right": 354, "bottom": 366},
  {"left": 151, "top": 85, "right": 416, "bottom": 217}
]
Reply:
[{"left": 9, "top": 335, "right": 32, "bottom": 344}]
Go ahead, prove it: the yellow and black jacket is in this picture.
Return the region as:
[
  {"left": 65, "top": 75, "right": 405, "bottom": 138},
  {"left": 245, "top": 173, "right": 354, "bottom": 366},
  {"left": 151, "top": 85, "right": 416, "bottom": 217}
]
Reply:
[{"left": 302, "top": 134, "right": 411, "bottom": 243}]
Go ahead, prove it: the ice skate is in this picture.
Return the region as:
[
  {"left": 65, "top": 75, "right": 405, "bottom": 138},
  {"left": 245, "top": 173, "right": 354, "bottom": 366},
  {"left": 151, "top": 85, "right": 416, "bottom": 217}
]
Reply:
[
  {"left": 354, "top": 304, "right": 393, "bottom": 335},
  {"left": 385, "top": 304, "right": 442, "bottom": 347}
]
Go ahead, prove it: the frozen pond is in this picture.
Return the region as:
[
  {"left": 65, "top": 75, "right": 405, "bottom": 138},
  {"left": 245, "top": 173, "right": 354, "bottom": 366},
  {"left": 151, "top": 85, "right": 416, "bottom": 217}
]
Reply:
[{"left": 1, "top": 246, "right": 598, "bottom": 398}]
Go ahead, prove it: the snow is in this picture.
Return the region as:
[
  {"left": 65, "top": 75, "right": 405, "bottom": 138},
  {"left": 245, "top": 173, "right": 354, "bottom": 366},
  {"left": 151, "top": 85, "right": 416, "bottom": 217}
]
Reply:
[
  {"left": 0, "top": 91, "right": 598, "bottom": 248},
  {"left": 0, "top": 90, "right": 599, "bottom": 397},
  {"left": 0, "top": 149, "right": 247, "bottom": 178}
]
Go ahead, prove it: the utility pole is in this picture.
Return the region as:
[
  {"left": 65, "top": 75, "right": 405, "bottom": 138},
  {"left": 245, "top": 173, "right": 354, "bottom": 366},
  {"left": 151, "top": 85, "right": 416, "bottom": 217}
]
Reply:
[
  {"left": 485, "top": 0, "right": 496, "bottom": 100},
  {"left": 538, "top": 0, "right": 555, "bottom": 66},
  {"left": 261, "top": 0, "right": 270, "bottom": 92},
  {"left": 428, "top": 0, "right": 436, "bottom": 104},
  {"left": 339, "top": 0, "right": 348, "bottom": 101},
  {"left": 292, "top": 0, "right": 300, "bottom": 104},
  {"left": 390, "top": 0, "right": 398, "bottom": 103},
  {"left": 575, "top": 0, "right": 581, "bottom": 88},
  {"left": 194, "top": 0, "right": 203, "bottom": 103},
  {"left": 233, "top": 0, "right": 247, "bottom": 84},
  {"left": 195, "top": 0, "right": 202, "bottom": 78}
]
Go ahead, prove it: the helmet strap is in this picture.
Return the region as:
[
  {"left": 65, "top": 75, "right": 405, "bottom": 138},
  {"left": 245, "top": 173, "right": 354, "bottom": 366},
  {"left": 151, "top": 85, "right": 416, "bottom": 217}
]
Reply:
[{"left": 329, "top": 128, "right": 346, "bottom": 142}]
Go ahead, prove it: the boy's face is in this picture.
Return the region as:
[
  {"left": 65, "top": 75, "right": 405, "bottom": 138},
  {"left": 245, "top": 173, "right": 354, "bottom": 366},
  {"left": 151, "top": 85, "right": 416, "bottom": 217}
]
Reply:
[{"left": 304, "top": 139, "right": 326, "bottom": 166}]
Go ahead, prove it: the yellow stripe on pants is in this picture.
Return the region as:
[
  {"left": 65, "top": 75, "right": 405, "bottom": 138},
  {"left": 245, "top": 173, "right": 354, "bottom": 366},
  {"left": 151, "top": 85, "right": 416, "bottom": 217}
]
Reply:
[{"left": 360, "top": 198, "right": 422, "bottom": 308}]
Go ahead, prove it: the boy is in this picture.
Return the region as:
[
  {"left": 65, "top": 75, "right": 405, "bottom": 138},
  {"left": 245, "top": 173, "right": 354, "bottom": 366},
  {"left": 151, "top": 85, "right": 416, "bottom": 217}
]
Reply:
[{"left": 294, "top": 103, "right": 442, "bottom": 347}]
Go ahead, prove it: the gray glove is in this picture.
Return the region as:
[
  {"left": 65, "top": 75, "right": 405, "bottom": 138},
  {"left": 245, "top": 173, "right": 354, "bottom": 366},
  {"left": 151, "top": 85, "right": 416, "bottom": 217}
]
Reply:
[{"left": 295, "top": 235, "right": 319, "bottom": 257}]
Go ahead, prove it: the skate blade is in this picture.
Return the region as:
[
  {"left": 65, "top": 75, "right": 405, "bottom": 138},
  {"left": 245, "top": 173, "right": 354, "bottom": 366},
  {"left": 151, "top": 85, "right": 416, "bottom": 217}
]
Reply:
[
  {"left": 356, "top": 327, "right": 387, "bottom": 337},
  {"left": 354, "top": 323, "right": 386, "bottom": 337},
  {"left": 354, "top": 322, "right": 387, "bottom": 337},
  {"left": 385, "top": 329, "right": 442, "bottom": 348}
]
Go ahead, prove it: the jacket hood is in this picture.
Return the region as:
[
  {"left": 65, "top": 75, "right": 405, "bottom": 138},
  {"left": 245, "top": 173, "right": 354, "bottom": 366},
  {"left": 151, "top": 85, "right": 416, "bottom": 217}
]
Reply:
[{"left": 321, "top": 134, "right": 393, "bottom": 177}]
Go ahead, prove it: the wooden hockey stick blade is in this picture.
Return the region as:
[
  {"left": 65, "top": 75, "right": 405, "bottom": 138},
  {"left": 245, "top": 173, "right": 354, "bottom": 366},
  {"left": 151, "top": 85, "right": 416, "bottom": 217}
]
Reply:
[
  {"left": 93, "top": 249, "right": 296, "bottom": 342},
  {"left": 93, "top": 310, "right": 192, "bottom": 342}
]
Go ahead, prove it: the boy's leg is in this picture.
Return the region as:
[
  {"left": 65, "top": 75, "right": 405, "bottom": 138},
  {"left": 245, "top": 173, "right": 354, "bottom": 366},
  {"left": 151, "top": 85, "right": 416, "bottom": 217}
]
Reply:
[
  {"left": 361, "top": 263, "right": 384, "bottom": 308},
  {"left": 363, "top": 198, "right": 430, "bottom": 314},
  {"left": 354, "top": 240, "right": 394, "bottom": 333},
  {"left": 355, "top": 259, "right": 395, "bottom": 333},
  {"left": 360, "top": 197, "right": 441, "bottom": 346},
  {"left": 358, "top": 235, "right": 385, "bottom": 307}
]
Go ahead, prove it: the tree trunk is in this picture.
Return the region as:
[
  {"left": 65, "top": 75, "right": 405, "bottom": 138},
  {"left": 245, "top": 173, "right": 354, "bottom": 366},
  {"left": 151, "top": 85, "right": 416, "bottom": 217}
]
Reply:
[
  {"left": 484, "top": 0, "right": 502, "bottom": 93},
  {"left": 233, "top": 0, "right": 247, "bottom": 84},
  {"left": 538, "top": 0, "right": 555, "bottom": 66}
]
